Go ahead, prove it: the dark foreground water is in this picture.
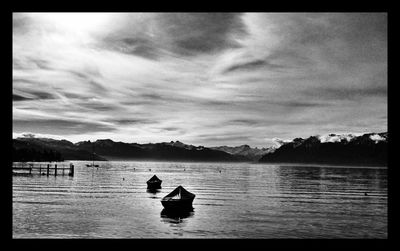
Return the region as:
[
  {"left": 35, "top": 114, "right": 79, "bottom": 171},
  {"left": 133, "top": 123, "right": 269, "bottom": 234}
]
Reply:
[{"left": 13, "top": 161, "right": 387, "bottom": 238}]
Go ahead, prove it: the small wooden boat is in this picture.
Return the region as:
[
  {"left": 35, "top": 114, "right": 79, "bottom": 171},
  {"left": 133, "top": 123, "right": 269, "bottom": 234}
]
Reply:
[
  {"left": 161, "top": 186, "right": 195, "bottom": 210},
  {"left": 86, "top": 163, "right": 99, "bottom": 167},
  {"left": 147, "top": 175, "right": 162, "bottom": 189}
]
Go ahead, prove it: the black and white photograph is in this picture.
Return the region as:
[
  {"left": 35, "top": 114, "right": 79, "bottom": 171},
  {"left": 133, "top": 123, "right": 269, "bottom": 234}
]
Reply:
[{"left": 12, "top": 12, "right": 387, "bottom": 239}]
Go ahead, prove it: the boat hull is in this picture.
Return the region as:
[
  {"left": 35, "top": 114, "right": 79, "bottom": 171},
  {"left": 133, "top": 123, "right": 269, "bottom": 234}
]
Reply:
[
  {"left": 161, "top": 198, "right": 194, "bottom": 210},
  {"left": 147, "top": 181, "right": 162, "bottom": 189}
]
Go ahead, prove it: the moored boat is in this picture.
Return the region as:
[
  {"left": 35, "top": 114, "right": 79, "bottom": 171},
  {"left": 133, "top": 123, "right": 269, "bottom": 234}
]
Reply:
[
  {"left": 86, "top": 163, "right": 99, "bottom": 167},
  {"left": 86, "top": 143, "right": 99, "bottom": 167},
  {"left": 161, "top": 186, "right": 195, "bottom": 210},
  {"left": 147, "top": 175, "right": 162, "bottom": 189}
]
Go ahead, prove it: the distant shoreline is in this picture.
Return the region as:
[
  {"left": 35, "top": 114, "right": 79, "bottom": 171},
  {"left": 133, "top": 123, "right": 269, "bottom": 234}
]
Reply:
[
  {"left": 255, "top": 162, "right": 387, "bottom": 169},
  {"left": 13, "top": 159, "right": 387, "bottom": 169}
]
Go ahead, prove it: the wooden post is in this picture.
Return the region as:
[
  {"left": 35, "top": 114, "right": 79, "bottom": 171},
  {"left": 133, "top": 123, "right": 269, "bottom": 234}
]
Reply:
[
  {"left": 69, "top": 163, "right": 74, "bottom": 176},
  {"left": 62, "top": 165, "right": 65, "bottom": 175},
  {"left": 39, "top": 164, "right": 41, "bottom": 174},
  {"left": 55, "top": 164, "right": 57, "bottom": 176},
  {"left": 47, "top": 164, "right": 50, "bottom": 176}
]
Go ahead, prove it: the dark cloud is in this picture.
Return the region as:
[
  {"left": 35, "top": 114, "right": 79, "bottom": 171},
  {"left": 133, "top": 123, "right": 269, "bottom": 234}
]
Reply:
[
  {"left": 271, "top": 13, "right": 386, "bottom": 47},
  {"left": 101, "top": 35, "right": 160, "bottom": 60},
  {"left": 200, "top": 100, "right": 230, "bottom": 107},
  {"left": 120, "top": 100, "right": 154, "bottom": 106},
  {"left": 63, "top": 92, "right": 91, "bottom": 99},
  {"left": 164, "top": 13, "right": 246, "bottom": 56},
  {"left": 13, "top": 90, "right": 56, "bottom": 101},
  {"left": 275, "top": 14, "right": 336, "bottom": 46},
  {"left": 76, "top": 100, "right": 120, "bottom": 112},
  {"left": 229, "top": 97, "right": 327, "bottom": 109},
  {"left": 278, "top": 100, "right": 327, "bottom": 108},
  {"left": 13, "top": 94, "right": 31, "bottom": 101},
  {"left": 119, "top": 37, "right": 161, "bottom": 59},
  {"left": 100, "top": 13, "right": 246, "bottom": 59},
  {"left": 13, "top": 119, "right": 115, "bottom": 135},
  {"left": 303, "top": 86, "right": 387, "bottom": 101},
  {"left": 222, "top": 59, "right": 286, "bottom": 74},
  {"left": 140, "top": 93, "right": 164, "bottom": 100},
  {"left": 112, "top": 118, "right": 156, "bottom": 125},
  {"left": 265, "top": 13, "right": 387, "bottom": 69},
  {"left": 161, "top": 127, "right": 182, "bottom": 132},
  {"left": 30, "top": 91, "right": 56, "bottom": 100},
  {"left": 228, "top": 119, "right": 260, "bottom": 125}
]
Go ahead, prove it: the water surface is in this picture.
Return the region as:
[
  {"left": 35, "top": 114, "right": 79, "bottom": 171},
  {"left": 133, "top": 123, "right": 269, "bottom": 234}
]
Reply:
[{"left": 13, "top": 161, "right": 387, "bottom": 238}]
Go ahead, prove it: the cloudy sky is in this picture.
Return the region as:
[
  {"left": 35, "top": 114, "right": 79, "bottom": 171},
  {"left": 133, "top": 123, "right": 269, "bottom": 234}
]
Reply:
[{"left": 12, "top": 13, "right": 387, "bottom": 147}]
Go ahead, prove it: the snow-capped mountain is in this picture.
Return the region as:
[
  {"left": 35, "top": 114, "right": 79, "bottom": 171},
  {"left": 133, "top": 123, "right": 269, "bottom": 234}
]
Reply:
[
  {"left": 211, "top": 145, "right": 276, "bottom": 161},
  {"left": 317, "top": 132, "right": 387, "bottom": 144},
  {"left": 259, "top": 132, "right": 387, "bottom": 166}
]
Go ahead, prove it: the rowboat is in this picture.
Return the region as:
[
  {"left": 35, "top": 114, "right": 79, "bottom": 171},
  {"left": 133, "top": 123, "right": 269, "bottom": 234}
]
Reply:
[
  {"left": 86, "top": 144, "right": 99, "bottom": 167},
  {"left": 161, "top": 186, "right": 195, "bottom": 210},
  {"left": 147, "top": 175, "right": 162, "bottom": 189}
]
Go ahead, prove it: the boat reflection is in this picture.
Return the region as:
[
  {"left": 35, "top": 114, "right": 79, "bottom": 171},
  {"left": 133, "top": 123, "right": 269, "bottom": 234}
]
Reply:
[
  {"left": 146, "top": 188, "right": 161, "bottom": 199},
  {"left": 160, "top": 208, "right": 194, "bottom": 224},
  {"left": 146, "top": 188, "right": 161, "bottom": 194}
]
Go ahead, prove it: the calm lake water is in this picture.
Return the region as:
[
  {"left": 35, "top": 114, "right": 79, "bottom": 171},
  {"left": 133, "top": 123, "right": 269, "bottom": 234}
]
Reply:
[{"left": 13, "top": 161, "right": 387, "bottom": 238}]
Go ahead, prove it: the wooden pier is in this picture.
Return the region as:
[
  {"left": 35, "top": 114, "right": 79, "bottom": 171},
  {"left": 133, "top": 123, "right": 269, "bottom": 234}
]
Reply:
[{"left": 12, "top": 162, "right": 74, "bottom": 176}]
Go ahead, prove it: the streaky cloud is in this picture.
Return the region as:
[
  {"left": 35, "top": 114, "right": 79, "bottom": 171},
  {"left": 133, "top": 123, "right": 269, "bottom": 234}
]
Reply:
[
  {"left": 228, "top": 119, "right": 260, "bottom": 126},
  {"left": 13, "top": 118, "right": 115, "bottom": 135},
  {"left": 222, "top": 59, "right": 286, "bottom": 74},
  {"left": 13, "top": 94, "right": 31, "bottom": 101},
  {"left": 303, "top": 86, "right": 387, "bottom": 101},
  {"left": 13, "top": 88, "right": 57, "bottom": 101},
  {"left": 111, "top": 118, "right": 158, "bottom": 125}
]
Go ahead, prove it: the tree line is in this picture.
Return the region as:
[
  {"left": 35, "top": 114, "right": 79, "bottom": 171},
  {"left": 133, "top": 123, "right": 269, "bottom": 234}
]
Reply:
[{"left": 12, "top": 147, "right": 64, "bottom": 162}]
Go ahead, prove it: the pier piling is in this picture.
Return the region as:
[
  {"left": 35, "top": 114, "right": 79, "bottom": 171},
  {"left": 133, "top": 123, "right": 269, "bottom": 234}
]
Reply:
[
  {"left": 13, "top": 162, "right": 74, "bottom": 177},
  {"left": 69, "top": 164, "right": 74, "bottom": 177}
]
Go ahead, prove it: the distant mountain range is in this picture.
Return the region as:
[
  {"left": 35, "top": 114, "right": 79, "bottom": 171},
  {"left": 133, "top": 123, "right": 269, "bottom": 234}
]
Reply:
[
  {"left": 13, "top": 137, "right": 107, "bottom": 162},
  {"left": 12, "top": 132, "right": 387, "bottom": 166},
  {"left": 259, "top": 132, "right": 387, "bottom": 166},
  {"left": 210, "top": 145, "right": 275, "bottom": 161},
  {"left": 13, "top": 138, "right": 251, "bottom": 162}
]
